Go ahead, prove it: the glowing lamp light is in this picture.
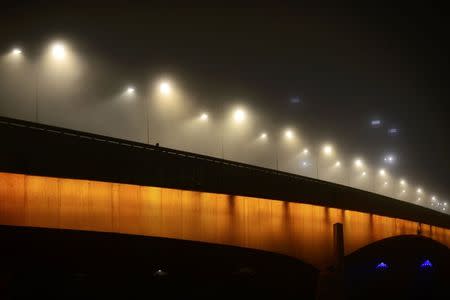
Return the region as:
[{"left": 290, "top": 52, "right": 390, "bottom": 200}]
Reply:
[
  {"left": 375, "top": 262, "right": 388, "bottom": 270},
  {"left": 51, "top": 43, "right": 66, "bottom": 60},
  {"left": 322, "top": 145, "right": 333, "bottom": 155},
  {"left": 233, "top": 109, "right": 246, "bottom": 123},
  {"left": 417, "top": 197, "right": 421, "bottom": 201},
  {"left": 384, "top": 181, "right": 388, "bottom": 186},
  {"left": 362, "top": 171, "right": 367, "bottom": 176},
  {"left": 402, "top": 190, "right": 406, "bottom": 194},
  {"left": 303, "top": 148, "right": 309, "bottom": 155},
  {"left": 126, "top": 86, "right": 135, "bottom": 95},
  {"left": 420, "top": 260, "right": 432, "bottom": 269},
  {"left": 354, "top": 159, "right": 363, "bottom": 168},
  {"left": 431, "top": 196, "right": 437, "bottom": 201},
  {"left": 384, "top": 155, "right": 395, "bottom": 164},
  {"left": 12, "top": 48, "right": 22, "bottom": 55},
  {"left": 379, "top": 169, "right": 386, "bottom": 176},
  {"left": 302, "top": 161, "right": 308, "bottom": 167},
  {"left": 199, "top": 113, "right": 208, "bottom": 121},
  {"left": 388, "top": 128, "right": 399, "bottom": 136},
  {"left": 260, "top": 132, "right": 267, "bottom": 139},
  {"left": 400, "top": 179, "right": 406, "bottom": 186},
  {"left": 284, "top": 129, "right": 294, "bottom": 139},
  {"left": 159, "top": 81, "right": 171, "bottom": 95},
  {"left": 335, "top": 161, "right": 341, "bottom": 167},
  {"left": 417, "top": 188, "right": 423, "bottom": 194},
  {"left": 153, "top": 269, "right": 168, "bottom": 277},
  {"left": 371, "top": 119, "right": 381, "bottom": 127}
]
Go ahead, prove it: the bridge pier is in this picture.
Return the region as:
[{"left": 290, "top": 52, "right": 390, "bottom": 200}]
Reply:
[
  {"left": 316, "top": 223, "right": 345, "bottom": 300},
  {"left": 333, "top": 223, "right": 345, "bottom": 272}
]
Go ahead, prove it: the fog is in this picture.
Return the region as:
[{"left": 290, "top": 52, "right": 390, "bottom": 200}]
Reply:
[{"left": 0, "top": 42, "right": 447, "bottom": 214}]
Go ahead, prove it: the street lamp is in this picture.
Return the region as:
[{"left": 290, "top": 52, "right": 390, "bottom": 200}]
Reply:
[
  {"left": 199, "top": 112, "right": 208, "bottom": 121},
  {"left": 233, "top": 108, "right": 246, "bottom": 123},
  {"left": 284, "top": 129, "right": 294, "bottom": 140},
  {"left": 159, "top": 81, "right": 171, "bottom": 95},
  {"left": 316, "top": 144, "right": 334, "bottom": 179},
  {"left": 322, "top": 144, "right": 333, "bottom": 156},
  {"left": 51, "top": 43, "right": 66, "bottom": 60},
  {"left": 34, "top": 41, "right": 71, "bottom": 123},
  {"left": 354, "top": 158, "right": 363, "bottom": 168},
  {"left": 125, "top": 86, "right": 135, "bottom": 95},
  {"left": 11, "top": 48, "right": 22, "bottom": 56},
  {"left": 221, "top": 107, "right": 247, "bottom": 159}
]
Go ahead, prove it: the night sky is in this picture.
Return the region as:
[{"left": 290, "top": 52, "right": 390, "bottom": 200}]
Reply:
[{"left": 1, "top": 1, "right": 449, "bottom": 197}]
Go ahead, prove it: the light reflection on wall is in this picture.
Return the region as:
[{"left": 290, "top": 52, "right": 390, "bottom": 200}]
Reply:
[{"left": 0, "top": 172, "right": 449, "bottom": 269}]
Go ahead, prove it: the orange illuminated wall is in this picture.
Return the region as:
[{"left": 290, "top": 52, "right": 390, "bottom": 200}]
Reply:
[{"left": 0, "top": 172, "right": 449, "bottom": 268}]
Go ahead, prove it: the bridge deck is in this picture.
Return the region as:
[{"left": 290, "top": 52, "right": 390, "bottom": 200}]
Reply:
[{"left": 1, "top": 116, "right": 448, "bottom": 229}]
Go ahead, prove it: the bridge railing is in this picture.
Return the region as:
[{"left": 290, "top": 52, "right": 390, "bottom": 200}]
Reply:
[{"left": 0, "top": 115, "right": 449, "bottom": 222}]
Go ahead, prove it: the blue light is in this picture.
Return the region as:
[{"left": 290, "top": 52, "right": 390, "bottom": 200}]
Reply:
[
  {"left": 388, "top": 128, "right": 399, "bottom": 136},
  {"left": 290, "top": 97, "right": 302, "bottom": 104},
  {"left": 376, "top": 262, "right": 388, "bottom": 270},
  {"left": 371, "top": 120, "right": 381, "bottom": 127},
  {"left": 420, "top": 259, "right": 432, "bottom": 269}
]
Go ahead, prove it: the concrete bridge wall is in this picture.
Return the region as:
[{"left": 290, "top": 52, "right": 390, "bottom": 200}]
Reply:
[{"left": 1, "top": 172, "right": 449, "bottom": 269}]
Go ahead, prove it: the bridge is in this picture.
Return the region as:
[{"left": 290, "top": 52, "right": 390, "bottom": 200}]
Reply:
[{"left": 1, "top": 116, "right": 449, "bottom": 270}]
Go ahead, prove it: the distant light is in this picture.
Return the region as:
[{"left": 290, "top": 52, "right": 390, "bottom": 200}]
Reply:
[
  {"left": 444, "top": 202, "right": 448, "bottom": 206},
  {"left": 284, "top": 129, "right": 294, "bottom": 139},
  {"left": 354, "top": 159, "right": 363, "bottom": 168},
  {"left": 153, "top": 269, "right": 168, "bottom": 277},
  {"left": 12, "top": 48, "right": 22, "bottom": 55},
  {"left": 384, "top": 181, "right": 388, "bottom": 186},
  {"left": 159, "top": 81, "right": 171, "bottom": 95},
  {"left": 402, "top": 190, "right": 406, "bottom": 193},
  {"left": 400, "top": 179, "right": 406, "bottom": 186},
  {"left": 51, "top": 43, "right": 66, "bottom": 60},
  {"left": 376, "top": 262, "right": 388, "bottom": 270},
  {"left": 431, "top": 196, "right": 437, "bottom": 201},
  {"left": 322, "top": 145, "right": 333, "bottom": 155},
  {"left": 417, "top": 197, "right": 421, "bottom": 201},
  {"left": 420, "top": 260, "right": 432, "bottom": 269},
  {"left": 388, "top": 128, "right": 399, "bottom": 136},
  {"left": 233, "top": 108, "right": 246, "bottom": 123},
  {"left": 417, "top": 188, "right": 423, "bottom": 194},
  {"left": 301, "top": 161, "right": 309, "bottom": 167},
  {"left": 290, "top": 97, "right": 301, "bottom": 104},
  {"left": 126, "top": 86, "right": 135, "bottom": 95},
  {"left": 384, "top": 154, "right": 395, "bottom": 164},
  {"left": 362, "top": 171, "right": 367, "bottom": 176},
  {"left": 379, "top": 169, "right": 386, "bottom": 176},
  {"left": 260, "top": 132, "right": 267, "bottom": 139},
  {"left": 303, "top": 148, "right": 309, "bottom": 155},
  {"left": 200, "top": 113, "right": 208, "bottom": 121},
  {"left": 371, "top": 119, "right": 382, "bottom": 127},
  {"left": 335, "top": 161, "right": 341, "bottom": 167}
]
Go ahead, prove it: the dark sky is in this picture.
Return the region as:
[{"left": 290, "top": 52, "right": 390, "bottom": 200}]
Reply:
[{"left": 1, "top": 1, "right": 449, "bottom": 197}]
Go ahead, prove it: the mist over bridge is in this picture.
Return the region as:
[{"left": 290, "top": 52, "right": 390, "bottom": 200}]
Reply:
[{"left": 0, "top": 116, "right": 449, "bottom": 269}]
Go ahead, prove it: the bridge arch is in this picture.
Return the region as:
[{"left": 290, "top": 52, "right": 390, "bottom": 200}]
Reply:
[
  {"left": 344, "top": 235, "right": 450, "bottom": 299},
  {"left": 345, "top": 234, "right": 449, "bottom": 270}
]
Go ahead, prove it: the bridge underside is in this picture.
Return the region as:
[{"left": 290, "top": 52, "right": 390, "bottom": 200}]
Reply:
[
  {"left": 0, "top": 225, "right": 317, "bottom": 299},
  {"left": 1, "top": 172, "right": 449, "bottom": 269}
]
